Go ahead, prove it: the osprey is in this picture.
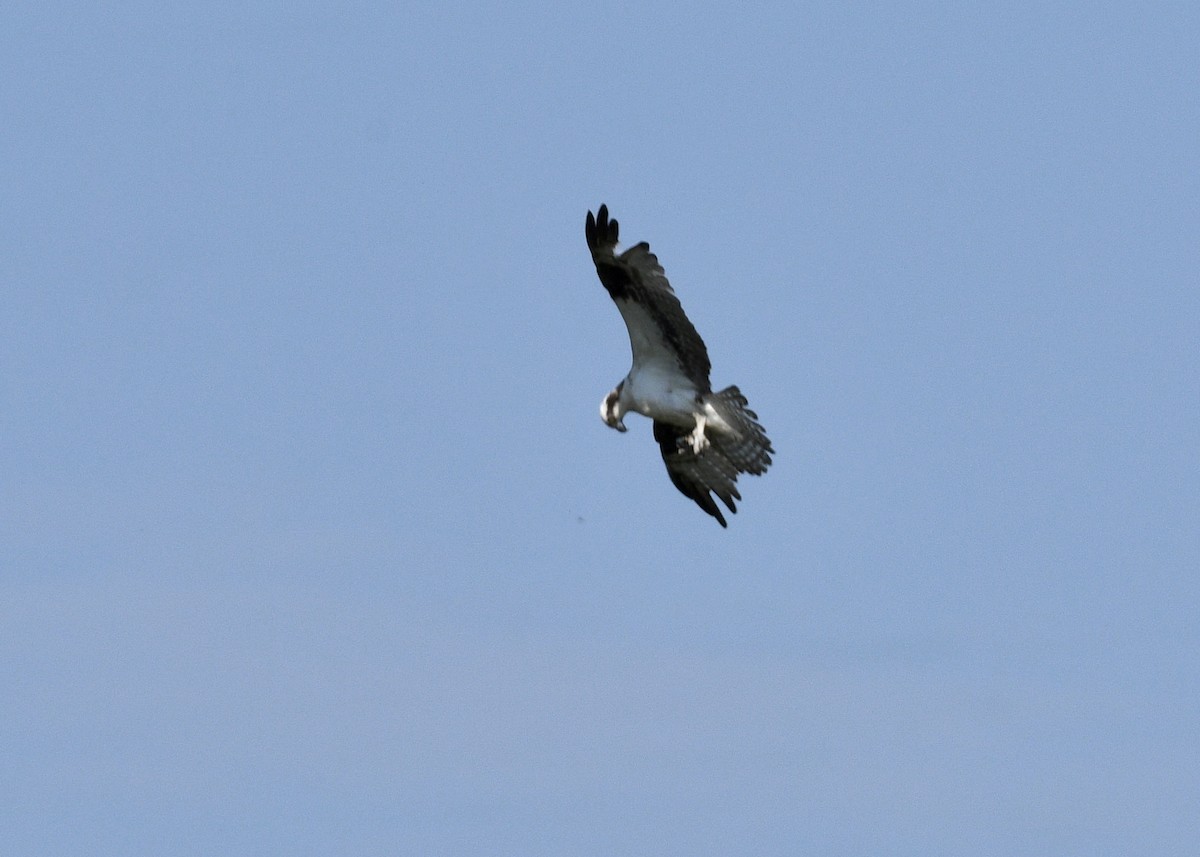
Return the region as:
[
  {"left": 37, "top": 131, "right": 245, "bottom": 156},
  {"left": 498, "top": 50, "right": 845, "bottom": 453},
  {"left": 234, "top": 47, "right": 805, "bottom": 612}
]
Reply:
[{"left": 585, "top": 204, "right": 773, "bottom": 527}]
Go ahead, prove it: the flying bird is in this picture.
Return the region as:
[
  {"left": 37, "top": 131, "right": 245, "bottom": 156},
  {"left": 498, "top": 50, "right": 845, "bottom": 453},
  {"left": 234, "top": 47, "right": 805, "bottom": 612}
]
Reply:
[{"left": 585, "top": 204, "right": 773, "bottom": 527}]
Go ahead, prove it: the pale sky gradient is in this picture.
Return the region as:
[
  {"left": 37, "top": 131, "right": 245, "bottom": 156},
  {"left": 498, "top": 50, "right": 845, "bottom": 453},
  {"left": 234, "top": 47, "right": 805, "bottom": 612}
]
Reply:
[{"left": 3, "top": 3, "right": 1198, "bottom": 855}]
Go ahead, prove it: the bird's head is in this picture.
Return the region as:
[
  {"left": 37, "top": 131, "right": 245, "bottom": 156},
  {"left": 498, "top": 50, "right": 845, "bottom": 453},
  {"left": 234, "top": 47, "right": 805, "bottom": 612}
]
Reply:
[{"left": 600, "top": 384, "right": 627, "bottom": 432}]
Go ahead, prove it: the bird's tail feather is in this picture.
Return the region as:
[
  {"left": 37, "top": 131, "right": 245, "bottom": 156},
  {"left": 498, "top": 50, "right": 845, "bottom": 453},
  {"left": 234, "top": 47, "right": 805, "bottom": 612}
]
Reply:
[{"left": 708, "top": 386, "right": 773, "bottom": 476}]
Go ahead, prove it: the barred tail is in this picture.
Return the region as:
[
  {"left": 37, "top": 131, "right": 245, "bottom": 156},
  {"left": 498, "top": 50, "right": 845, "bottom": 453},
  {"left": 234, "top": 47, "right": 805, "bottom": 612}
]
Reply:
[{"left": 708, "top": 386, "right": 773, "bottom": 476}]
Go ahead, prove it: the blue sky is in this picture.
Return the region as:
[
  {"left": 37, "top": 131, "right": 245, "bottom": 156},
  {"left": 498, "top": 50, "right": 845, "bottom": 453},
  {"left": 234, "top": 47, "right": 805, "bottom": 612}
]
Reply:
[{"left": 3, "top": 2, "right": 1197, "bottom": 854}]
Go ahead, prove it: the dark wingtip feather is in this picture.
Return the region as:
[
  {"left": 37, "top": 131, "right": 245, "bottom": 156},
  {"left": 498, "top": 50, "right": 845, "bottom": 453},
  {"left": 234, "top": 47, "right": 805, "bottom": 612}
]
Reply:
[
  {"left": 586, "top": 204, "right": 620, "bottom": 253},
  {"left": 653, "top": 421, "right": 738, "bottom": 528}
]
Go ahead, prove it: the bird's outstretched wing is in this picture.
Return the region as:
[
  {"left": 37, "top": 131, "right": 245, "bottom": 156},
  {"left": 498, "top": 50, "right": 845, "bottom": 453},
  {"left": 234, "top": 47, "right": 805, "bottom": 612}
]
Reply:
[
  {"left": 652, "top": 421, "right": 741, "bottom": 528},
  {"left": 586, "top": 204, "right": 711, "bottom": 391},
  {"left": 652, "top": 387, "right": 774, "bottom": 527}
]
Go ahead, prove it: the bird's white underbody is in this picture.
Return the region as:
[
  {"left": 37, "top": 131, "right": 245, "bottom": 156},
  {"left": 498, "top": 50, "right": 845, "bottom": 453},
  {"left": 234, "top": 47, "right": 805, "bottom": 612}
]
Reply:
[{"left": 603, "top": 365, "right": 737, "bottom": 456}]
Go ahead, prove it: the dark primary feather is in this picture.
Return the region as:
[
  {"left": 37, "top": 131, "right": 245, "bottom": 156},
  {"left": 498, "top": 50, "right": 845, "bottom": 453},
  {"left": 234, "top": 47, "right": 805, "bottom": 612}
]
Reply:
[
  {"left": 586, "top": 204, "right": 712, "bottom": 391},
  {"left": 653, "top": 421, "right": 741, "bottom": 528}
]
